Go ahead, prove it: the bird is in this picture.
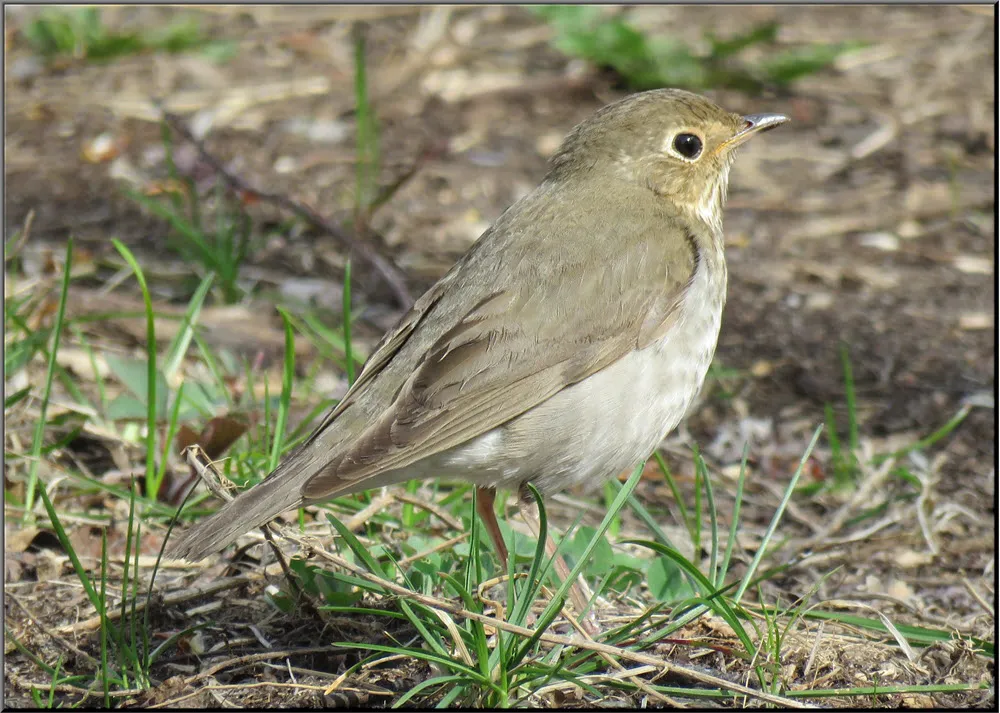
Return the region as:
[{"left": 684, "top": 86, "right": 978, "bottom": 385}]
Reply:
[{"left": 167, "top": 88, "right": 787, "bottom": 630}]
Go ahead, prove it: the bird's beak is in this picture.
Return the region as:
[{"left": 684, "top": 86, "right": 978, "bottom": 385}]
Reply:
[{"left": 719, "top": 113, "right": 789, "bottom": 153}]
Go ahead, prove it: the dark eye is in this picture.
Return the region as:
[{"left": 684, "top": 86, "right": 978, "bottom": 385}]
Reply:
[{"left": 673, "top": 133, "right": 703, "bottom": 159}]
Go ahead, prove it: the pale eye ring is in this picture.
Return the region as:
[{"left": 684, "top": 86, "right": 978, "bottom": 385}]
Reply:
[{"left": 672, "top": 133, "right": 703, "bottom": 160}]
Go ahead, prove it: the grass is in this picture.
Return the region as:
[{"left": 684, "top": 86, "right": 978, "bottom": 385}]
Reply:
[
  {"left": 124, "top": 125, "right": 253, "bottom": 305},
  {"left": 3, "top": 12, "right": 990, "bottom": 706},
  {"left": 35, "top": 479, "right": 152, "bottom": 697},
  {"left": 3, "top": 238, "right": 991, "bottom": 706},
  {"left": 811, "top": 342, "right": 975, "bottom": 545},
  {"left": 21, "top": 6, "right": 236, "bottom": 64},
  {"left": 532, "top": 5, "right": 864, "bottom": 93},
  {"left": 20, "top": 240, "right": 74, "bottom": 524},
  {"left": 114, "top": 21, "right": 382, "bottom": 313}
]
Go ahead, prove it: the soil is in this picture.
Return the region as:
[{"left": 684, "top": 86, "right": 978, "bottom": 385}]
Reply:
[{"left": 4, "top": 5, "right": 995, "bottom": 708}]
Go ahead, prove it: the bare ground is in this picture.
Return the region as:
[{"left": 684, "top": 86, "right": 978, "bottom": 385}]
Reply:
[{"left": 4, "top": 5, "right": 995, "bottom": 708}]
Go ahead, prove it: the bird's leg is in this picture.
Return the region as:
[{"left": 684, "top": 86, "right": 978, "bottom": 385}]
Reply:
[
  {"left": 475, "top": 486, "right": 509, "bottom": 566},
  {"left": 517, "top": 483, "right": 599, "bottom": 636},
  {"left": 477, "top": 486, "right": 542, "bottom": 628}
]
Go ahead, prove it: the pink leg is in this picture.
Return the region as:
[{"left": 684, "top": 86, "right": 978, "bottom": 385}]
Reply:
[{"left": 475, "top": 486, "right": 509, "bottom": 565}]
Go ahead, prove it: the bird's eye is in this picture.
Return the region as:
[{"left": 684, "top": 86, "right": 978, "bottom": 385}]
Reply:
[{"left": 672, "top": 133, "right": 703, "bottom": 160}]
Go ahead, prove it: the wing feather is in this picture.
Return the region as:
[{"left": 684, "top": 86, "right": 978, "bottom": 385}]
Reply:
[{"left": 301, "top": 218, "right": 700, "bottom": 499}]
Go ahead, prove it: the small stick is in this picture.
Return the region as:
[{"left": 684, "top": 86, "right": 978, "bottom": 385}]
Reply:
[
  {"left": 180, "top": 447, "right": 317, "bottom": 617},
  {"left": 156, "top": 104, "right": 413, "bottom": 308}
]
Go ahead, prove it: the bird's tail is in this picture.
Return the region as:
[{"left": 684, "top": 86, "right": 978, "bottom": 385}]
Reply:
[{"left": 166, "top": 463, "right": 309, "bottom": 562}]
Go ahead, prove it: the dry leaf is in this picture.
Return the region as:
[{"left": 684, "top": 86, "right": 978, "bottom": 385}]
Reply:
[
  {"left": 81, "top": 132, "right": 123, "bottom": 163},
  {"left": 959, "top": 312, "right": 992, "bottom": 330},
  {"left": 895, "top": 549, "right": 934, "bottom": 568},
  {"left": 952, "top": 255, "right": 992, "bottom": 275}
]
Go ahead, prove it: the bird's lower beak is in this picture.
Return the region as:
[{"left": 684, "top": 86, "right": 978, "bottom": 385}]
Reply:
[{"left": 720, "top": 113, "right": 789, "bottom": 152}]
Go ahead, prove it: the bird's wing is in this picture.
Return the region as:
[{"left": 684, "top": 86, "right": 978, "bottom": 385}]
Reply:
[
  {"left": 301, "top": 220, "right": 700, "bottom": 498},
  {"left": 302, "top": 266, "right": 459, "bottom": 444}
]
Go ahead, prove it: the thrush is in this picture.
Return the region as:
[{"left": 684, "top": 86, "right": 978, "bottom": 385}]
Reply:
[{"left": 168, "top": 88, "right": 787, "bottom": 631}]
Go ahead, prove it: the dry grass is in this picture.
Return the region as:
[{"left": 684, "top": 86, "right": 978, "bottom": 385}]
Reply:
[{"left": 4, "top": 4, "right": 994, "bottom": 708}]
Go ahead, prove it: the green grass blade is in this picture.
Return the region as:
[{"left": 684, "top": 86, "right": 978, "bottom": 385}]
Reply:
[
  {"left": 111, "top": 239, "right": 159, "bottom": 494},
  {"left": 874, "top": 404, "right": 972, "bottom": 465},
  {"left": 99, "top": 530, "right": 111, "bottom": 706},
  {"left": 393, "top": 674, "right": 469, "bottom": 707},
  {"left": 839, "top": 343, "right": 859, "bottom": 454},
  {"left": 119, "top": 479, "right": 137, "bottom": 649},
  {"left": 510, "top": 483, "right": 550, "bottom": 628},
  {"left": 35, "top": 484, "right": 141, "bottom": 680},
  {"left": 527, "top": 464, "right": 644, "bottom": 646},
  {"left": 695, "top": 448, "right": 720, "bottom": 587},
  {"left": 269, "top": 307, "right": 296, "bottom": 472},
  {"left": 5, "top": 626, "right": 59, "bottom": 676},
  {"left": 324, "top": 513, "right": 388, "bottom": 588},
  {"left": 335, "top": 641, "right": 488, "bottom": 684},
  {"left": 152, "top": 381, "right": 186, "bottom": 499},
  {"left": 653, "top": 451, "right": 692, "bottom": 540},
  {"left": 399, "top": 600, "right": 451, "bottom": 660},
  {"left": 623, "top": 539, "right": 757, "bottom": 657},
  {"left": 735, "top": 425, "right": 823, "bottom": 603},
  {"left": 23, "top": 238, "right": 74, "bottom": 522},
  {"left": 718, "top": 444, "right": 749, "bottom": 587},
  {"left": 162, "top": 272, "right": 214, "bottom": 381}
]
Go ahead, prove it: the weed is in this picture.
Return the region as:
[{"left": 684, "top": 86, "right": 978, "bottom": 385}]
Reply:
[
  {"left": 35, "top": 482, "right": 152, "bottom": 695},
  {"left": 819, "top": 344, "right": 971, "bottom": 499},
  {"left": 532, "top": 6, "right": 863, "bottom": 93},
  {"left": 21, "top": 240, "right": 74, "bottom": 523},
  {"left": 124, "top": 130, "right": 253, "bottom": 305},
  {"left": 22, "top": 7, "right": 236, "bottom": 64},
  {"left": 4, "top": 244, "right": 991, "bottom": 705}
]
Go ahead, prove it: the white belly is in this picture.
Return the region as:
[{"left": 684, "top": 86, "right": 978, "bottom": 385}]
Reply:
[{"left": 422, "top": 260, "right": 726, "bottom": 494}]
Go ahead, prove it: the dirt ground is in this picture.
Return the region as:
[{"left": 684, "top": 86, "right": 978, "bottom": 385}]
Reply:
[{"left": 4, "top": 5, "right": 995, "bottom": 708}]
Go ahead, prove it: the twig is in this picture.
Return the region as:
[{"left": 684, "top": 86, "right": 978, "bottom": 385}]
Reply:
[
  {"left": 182, "top": 446, "right": 319, "bottom": 617},
  {"left": 56, "top": 576, "right": 253, "bottom": 635},
  {"left": 7, "top": 673, "right": 146, "bottom": 700},
  {"left": 962, "top": 578, "right": 995, "bottom": 618},
  {"left": 397, "top": 531, "right": 469, "bottom": 566},
  {"left": 186, "top": 646, "right": 350, "bottom": 687},
  {"left": 356, "top": 139, "right": 448, "bottom": 224},
  {"left": 156, "top": 105, "right": 413, "bottom": 308},
  {"left": 393, "top": 491, "right": 465, "bottom": 532},
  {"left": 802, "top": 621, "right": 826, "bottom": 680},
  {"left": 532, "top": 664, "right": 681, "bottom": 706},
  {"left": 799, "top": 452, "right": 896, "bottom": 551},
  {"left": 344, "top": 493, "right": 395, "bottom": 531},
  {"left": 154, "top": 679, "right": 392, "bottom": 710},
  {"left": 5, "top": 208, "right": 34, "bottom": 263}
]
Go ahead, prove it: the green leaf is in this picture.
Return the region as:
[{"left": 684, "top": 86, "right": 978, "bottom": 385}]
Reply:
[
  {"left": 569, "top": 526, "right": 615, "bottom": 577},
  {"left": 105, "top": 394, "right": 150, "bottom": 422},
  {"left": 707, "top": 22, "right": 779, "bottom": 58},
  {"left": 647, "top": 556, "right": 696, "bottom": 602},
  {"left": 762, "top": 42, "right": 863, "bottom": 85},
  {"left": 104, "top": 354, "right": 170, "bottom": 418},
  {"left": 199, "top": 40, "right": 238, "bottom": 63}
]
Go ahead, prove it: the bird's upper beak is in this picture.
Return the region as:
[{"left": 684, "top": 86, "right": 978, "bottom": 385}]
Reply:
[{"left": 719, "top": 113, "right": 789, "bottom": 152}]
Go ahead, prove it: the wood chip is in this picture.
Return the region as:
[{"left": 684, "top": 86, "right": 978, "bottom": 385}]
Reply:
[
  {"left": 958, "top": 312, "right": 992, "bottom": 330},
  {"left": 952, "top": 254, "right": 993, "bottom": 275},
  {"left": 859, "top": 232, "right": 900, "bottom": 252}
]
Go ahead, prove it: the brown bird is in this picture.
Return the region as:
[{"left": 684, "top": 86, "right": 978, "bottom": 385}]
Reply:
[{"left": 168, "top": 88, "right": 787, "bottom": 628}]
